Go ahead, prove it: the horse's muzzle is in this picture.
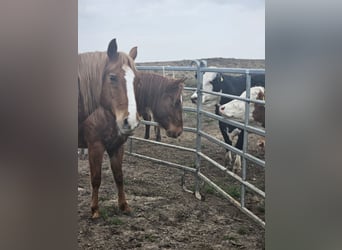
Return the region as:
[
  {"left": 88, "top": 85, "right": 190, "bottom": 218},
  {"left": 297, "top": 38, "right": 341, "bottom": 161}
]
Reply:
[
  {"left": 118, "top": 117, "right": 139, "bottom": 135},
  {"left": 166, "top": 128, "right": 183, "bottom": 138}
]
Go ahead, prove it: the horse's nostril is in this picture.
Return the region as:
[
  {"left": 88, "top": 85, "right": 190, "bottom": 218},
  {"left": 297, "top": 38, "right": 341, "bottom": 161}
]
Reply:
[
  {"left": 123, "top": 118, "right": 130, "bottom": 129},
  {"left": 221, "top": 106, "right": 225, "bottom": 111}
]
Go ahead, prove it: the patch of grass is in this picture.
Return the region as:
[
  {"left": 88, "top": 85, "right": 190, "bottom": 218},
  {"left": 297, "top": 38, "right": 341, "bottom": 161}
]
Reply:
[
  {"left": 107, "top": 217, "right": 124, "bottom": 225},
  {"left": 257, "top": 205, "right": 265, "bottom": 213},
  {"left": 144, "top": 234, "right": 157, "bottom": 242},
  {"left": 225, "top": 185, "right": 241, "bottom": 200},
  {"left": 202, "top": 184, "right": 216, "bottom": 195},
  {"left": 223, "top": 235, "right": 237, "bottom": 241},
  {"left": 99, "top": 207, "right": 124, "bottom": 225},
  {"left": 99, "top": 196, "right": 109, "bottom": 202},
  {"left": 237, "top": 227, "right": 248, "bottom": 235}
]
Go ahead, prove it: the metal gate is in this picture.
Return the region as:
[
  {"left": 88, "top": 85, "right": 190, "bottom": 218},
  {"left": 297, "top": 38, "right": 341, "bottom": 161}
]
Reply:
[{"left": 126, "top": 61, "right": 265, "bottom": 227}]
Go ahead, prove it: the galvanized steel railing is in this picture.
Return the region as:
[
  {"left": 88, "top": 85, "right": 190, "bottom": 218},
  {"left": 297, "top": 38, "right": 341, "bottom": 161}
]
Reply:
[{"left": 125, "top": 62, "right": 265, "bottom": 227}]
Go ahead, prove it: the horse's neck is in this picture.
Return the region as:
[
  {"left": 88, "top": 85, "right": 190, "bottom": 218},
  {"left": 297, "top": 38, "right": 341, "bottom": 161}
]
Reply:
[{"left": 138, "top": 79, "right": 164, "bottom": 114}]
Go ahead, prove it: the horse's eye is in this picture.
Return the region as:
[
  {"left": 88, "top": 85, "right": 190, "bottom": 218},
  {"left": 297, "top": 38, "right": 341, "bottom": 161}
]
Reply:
[{"left": 109, "top": 74, "right": 117, "bottom": 82}]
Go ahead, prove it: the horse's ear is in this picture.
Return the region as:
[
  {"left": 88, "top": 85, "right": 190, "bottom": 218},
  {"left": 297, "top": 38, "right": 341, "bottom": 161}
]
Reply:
[
  {"left": 129, "top": 46, "right": 138, "bottom": 60},
  {"left": 107, "top": 38, "right": 118, "bottom": 60},
  {"left": 175, "top": 77, "right": 187, "bottom": 85},
  {"left": 167, "top": 78, "right": 185, "bottom": 94}
]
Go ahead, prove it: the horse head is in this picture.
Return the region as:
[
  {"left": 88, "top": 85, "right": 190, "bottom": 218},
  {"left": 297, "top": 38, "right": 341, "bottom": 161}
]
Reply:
[
  {"left": 154, "top": 77, "right": 185, "bottom": 138},
  {"left": 100, "top": 38, "right": 140, "bottom": 135}
]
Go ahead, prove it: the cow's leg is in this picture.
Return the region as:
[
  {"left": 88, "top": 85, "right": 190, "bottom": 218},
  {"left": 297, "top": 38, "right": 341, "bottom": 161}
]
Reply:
[
  {"left": 88, "top": 141, "right": 105, "bottom": 218},
  {"left": 108, "top": 145, "right": 131, "bottom": 214},
  {"left": 142, "top": 112, "right": 151, "bottom": 139},
  {"left": 155, "top": 126, "right": 161, "bottom": 141},
  {"left": 220, "top": 121, "right": 234, "bottom": 166},
  {"left": 83, "top": 148, "right": 88, "bottom": 160},
  {"left": 232, "top": 130, "right": 244, "bottom": 173}
]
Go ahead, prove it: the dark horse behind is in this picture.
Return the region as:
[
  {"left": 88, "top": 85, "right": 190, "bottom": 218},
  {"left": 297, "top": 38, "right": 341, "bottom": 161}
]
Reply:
[
  {"left": 78, "top": 38, "right": 140, "bottom": 218},
  {"left": 78, "top": 39, "right": 184, "bottom": 218},
  {"left": 136, "top": 72, "right": 185, "bottom": 141}
]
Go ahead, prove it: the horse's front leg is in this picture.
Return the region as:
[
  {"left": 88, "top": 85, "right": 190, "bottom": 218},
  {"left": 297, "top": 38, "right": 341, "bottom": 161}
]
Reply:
[
  {"left": 109, "top": 145, "right": 131, "bottom": 214},
  {"left": 142, "top": 112, "right": 151, "bottom": 139},
  {"left": 88, "top": 141, "right": 105, "bottom": 218}
]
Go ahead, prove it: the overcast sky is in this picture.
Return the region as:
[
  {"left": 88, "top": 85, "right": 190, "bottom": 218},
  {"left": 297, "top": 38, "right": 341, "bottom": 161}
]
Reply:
[{"left": 78, "top": 0, "right": 265, "bottom": 62}]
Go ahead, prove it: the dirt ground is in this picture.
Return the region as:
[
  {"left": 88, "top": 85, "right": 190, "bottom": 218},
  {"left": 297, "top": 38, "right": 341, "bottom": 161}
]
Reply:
[{"left": 78, "top": 87, "right": 265, "bottom": 249}]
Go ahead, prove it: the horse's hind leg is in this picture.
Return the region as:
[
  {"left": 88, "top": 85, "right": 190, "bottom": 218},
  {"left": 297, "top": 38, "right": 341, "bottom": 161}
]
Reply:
[
  {"left": 142, "top": 112, "right": 151, "bottom": 139},
  {"left": 155, "top": 126, "right": 161, "bottom": 141},
  {"left": 88, "top": 141, "right": 105, "bottom": 218},
  {"left": 108, "top": 145, "right": 131, "bottom": 214}
]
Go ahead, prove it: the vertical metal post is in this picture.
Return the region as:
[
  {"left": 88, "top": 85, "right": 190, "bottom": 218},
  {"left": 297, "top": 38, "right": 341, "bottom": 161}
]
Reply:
[
  {"left": 241, "top": 70, "right": 251, "bottom": 207},
  {"left": 192, "top": 60, "right": 203, "bottom": 200}
]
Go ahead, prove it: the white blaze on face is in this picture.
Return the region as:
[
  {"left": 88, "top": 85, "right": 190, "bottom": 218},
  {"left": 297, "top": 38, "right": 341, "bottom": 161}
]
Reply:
[{"left": 123, "top": 65, "right": 139, "bottom": 129}]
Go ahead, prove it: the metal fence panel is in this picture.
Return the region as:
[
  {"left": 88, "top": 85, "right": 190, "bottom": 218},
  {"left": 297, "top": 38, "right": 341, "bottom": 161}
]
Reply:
[{"left": 123, "top": 62, "right": 266, "bottom": 227}]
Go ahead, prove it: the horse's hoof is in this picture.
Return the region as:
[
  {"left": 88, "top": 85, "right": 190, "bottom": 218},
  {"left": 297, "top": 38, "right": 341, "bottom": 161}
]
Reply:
[
  {"left": 119, "top": 203, "right": 132, "bottom": 215},
  {"left": 92, "top": 210, "right": 100, "bottom": 219}
]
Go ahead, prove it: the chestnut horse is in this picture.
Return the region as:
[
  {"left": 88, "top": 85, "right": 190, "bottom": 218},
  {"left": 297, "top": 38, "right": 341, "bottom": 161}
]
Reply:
[
  {"left": 137, "top": 72, "right": 185, "bottom": 141},
  {"left": 78, "top": 38, "right": 140, "bottom": 218}
]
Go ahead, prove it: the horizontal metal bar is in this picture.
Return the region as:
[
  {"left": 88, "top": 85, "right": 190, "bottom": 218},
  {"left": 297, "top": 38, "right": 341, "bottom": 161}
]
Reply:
[
  {"left": 129, "top": 136, "right": 197, "bottom": 153},
  {"left": 199, "top": 131, "right": 265, "bottom": 168},
  {"left": 125, "top": 151, "right": 197, "bottom": 173},
  {"left": 183, "top": 126, "right": 197, "bottom": 133},
  {"left": 139, "top": 120, "right": 159, "bottom": 126},
  {"left": 136, "top": 65, "right": 265, "bottom": 74},
  {"left": 183, "top": 106, "right": 197, "bottom": 113},
  {"left": 198, "top": 152, "right": 265, "bottom": 196},
  {"left": 200, "top": 110, "right": 266, "bottom": 137},
  {"left": 201, "top": 90, "right": 265, "bottom": 104},
  {"left": 200, "top": 67, "right": 265, "bottom": 75},
  {"left": 184, "top": 87, "right": 196, "bottom": 91},
  {"left": 197, "top": 172, "right": 265, "bottom": 228},
  {"left": 137, "top": 65, "right": 197, "bottom": 72},
  {"left": 199, "top": 130, "right": 243, "bottom": 155},
  {"left": 136, "top": 65, "right": 265, "bottom": 75},
  {"left": 140, "top": 110, "right": 265, "bottom": 138}
]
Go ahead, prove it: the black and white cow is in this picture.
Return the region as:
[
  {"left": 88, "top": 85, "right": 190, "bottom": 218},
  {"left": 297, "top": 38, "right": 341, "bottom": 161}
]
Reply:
[{"left": 191, "top": 68, "right": 265, "bottom": 172}]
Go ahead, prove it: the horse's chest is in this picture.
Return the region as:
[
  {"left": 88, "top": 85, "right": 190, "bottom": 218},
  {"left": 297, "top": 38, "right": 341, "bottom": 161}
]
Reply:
[{"left": 102, "top": 126, "right": 127, "bottom": 152}]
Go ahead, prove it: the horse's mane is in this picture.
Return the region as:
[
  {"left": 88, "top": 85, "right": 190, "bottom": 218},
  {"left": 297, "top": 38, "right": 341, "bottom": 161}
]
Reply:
[
  {"left": 78, "top": 51, "right": 136, "bottom": 118},
  {"left": 136, "top": 72, "right": 184, "bottom": 113}
]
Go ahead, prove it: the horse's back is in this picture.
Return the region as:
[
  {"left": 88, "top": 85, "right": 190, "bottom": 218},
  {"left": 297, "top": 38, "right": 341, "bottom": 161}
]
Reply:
[{"left": 78, "top": 52, "right": 107, "bottom": 123}]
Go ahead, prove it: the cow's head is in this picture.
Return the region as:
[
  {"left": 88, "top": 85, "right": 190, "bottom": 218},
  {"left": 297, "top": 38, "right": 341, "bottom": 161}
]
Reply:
[{"left": 190, "top": 68, "right": 222, "bottom": 106}]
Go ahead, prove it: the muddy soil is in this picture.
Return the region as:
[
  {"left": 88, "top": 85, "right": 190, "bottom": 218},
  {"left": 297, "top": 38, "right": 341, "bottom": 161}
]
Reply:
[{"left": 78, "top": 88, "right": 265, "bottom": 250}]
